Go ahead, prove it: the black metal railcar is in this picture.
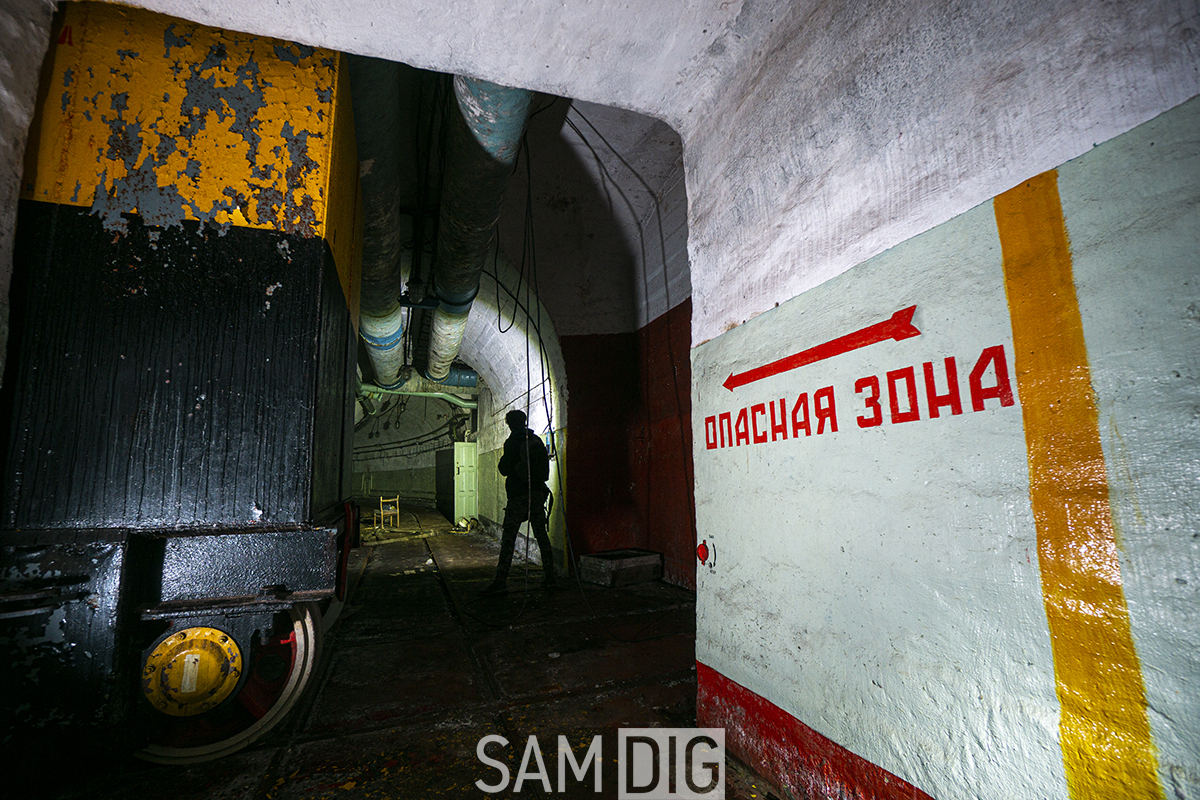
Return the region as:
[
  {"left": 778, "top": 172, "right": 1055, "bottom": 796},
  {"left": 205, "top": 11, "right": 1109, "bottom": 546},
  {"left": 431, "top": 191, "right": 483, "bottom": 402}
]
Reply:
[{"left": 0, "top": 3, "right": 360, "bottom": 766}]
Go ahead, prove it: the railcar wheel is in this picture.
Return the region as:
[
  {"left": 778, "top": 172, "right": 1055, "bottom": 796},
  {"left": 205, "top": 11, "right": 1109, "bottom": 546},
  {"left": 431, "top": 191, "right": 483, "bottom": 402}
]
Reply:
[{"left": 137, "top": 602, "right": 321, "bottom": 764}]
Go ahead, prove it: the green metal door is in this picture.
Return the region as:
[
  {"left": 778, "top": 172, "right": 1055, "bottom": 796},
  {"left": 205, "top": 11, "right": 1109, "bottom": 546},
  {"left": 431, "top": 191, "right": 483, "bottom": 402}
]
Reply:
[{"left": 454, "top": 442, "right": 478, "bottom": 522}]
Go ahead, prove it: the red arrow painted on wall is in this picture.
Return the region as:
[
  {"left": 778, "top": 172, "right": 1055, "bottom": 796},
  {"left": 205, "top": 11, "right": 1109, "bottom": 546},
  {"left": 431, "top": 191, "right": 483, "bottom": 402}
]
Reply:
[{"left": 723, "top": 305, "right": 921, "bottom": 391}]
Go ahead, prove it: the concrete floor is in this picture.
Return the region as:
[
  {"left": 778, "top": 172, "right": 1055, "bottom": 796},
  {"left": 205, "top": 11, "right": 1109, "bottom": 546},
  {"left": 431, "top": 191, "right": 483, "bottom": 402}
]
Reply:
[
  {"left": 360, "top": 504, "right": 459, "bottom": 545},
  {"left": 52, "top": 518, "right": 784, "bottom": 800}
]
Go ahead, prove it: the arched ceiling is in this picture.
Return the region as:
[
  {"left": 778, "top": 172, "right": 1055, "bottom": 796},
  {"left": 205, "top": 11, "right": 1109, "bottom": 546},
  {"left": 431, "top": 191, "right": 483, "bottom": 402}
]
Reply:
[
  {"left": 345, "top": 60, "right": 686, "bottom": 428},
  {"left": 121, "top": 0, "right": 759, "bottom": 131},
  {"left": 461, "top": 253, "right": 567, "bottom": 438},
  {"left": 10, "top": 0, "right": 1195, "bottom": 352}
]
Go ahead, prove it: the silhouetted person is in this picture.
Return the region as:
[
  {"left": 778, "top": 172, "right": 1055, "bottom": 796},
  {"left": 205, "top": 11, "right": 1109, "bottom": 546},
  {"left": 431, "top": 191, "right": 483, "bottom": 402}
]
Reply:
[{"left": 481, "top": 410, "right": 556, "bottom": 594}]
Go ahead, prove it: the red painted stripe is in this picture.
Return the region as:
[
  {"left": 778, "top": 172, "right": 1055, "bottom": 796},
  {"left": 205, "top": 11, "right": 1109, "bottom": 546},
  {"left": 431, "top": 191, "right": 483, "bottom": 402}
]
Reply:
[
  {"left": 696, "top": 661, "right": 934, "bottom": 800},
  {"left": 723, "top": 306, "right": 921, "bottom": 390}
]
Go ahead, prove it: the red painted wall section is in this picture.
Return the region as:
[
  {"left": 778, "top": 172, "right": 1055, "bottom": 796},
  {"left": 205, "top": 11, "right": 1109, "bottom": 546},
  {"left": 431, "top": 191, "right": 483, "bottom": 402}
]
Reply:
[
  {"left": 697, "top": 662, "right": 934, "bottom": 800},
  {"left": 561, "top": 298, "right": 696, "bottom": 589},
  {"left": 640, "top": 296, "right": 695, "bottom": 588},
  {"left": 560, "top": 327, "right": 642, "bottom": 556}
]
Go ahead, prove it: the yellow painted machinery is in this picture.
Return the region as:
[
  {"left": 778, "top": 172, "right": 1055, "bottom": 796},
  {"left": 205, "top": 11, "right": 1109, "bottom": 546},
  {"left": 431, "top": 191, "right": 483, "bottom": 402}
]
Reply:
[{"left": 1, "top": 2, "right": 360, "bottom": 766}]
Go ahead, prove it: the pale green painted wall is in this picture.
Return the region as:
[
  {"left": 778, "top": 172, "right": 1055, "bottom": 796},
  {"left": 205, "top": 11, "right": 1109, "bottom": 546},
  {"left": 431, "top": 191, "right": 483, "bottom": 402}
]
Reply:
[{"left": 477, "top": 428, "right": 568, "bottom": 571}]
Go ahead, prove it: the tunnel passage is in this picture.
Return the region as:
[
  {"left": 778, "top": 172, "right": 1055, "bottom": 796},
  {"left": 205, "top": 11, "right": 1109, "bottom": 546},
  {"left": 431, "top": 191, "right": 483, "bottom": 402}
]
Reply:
[
  {"left": 1, "top": 1, "right": 696, "bottom": 771},
  {"left": 346, "top": 56, "right": 696, "bottom": 589},
  {"left": 4, "top": 0, "right": 1200, "bottom": 798}
]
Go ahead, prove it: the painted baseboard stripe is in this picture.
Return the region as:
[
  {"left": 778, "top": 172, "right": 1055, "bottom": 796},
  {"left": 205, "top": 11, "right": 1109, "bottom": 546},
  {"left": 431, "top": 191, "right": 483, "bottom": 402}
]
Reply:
[
  {"left": 696, "top": 661, "right": 933, "bottom": 800},
  {"left": 995, "top": 171, "right": 1162, "bottom": 800}
]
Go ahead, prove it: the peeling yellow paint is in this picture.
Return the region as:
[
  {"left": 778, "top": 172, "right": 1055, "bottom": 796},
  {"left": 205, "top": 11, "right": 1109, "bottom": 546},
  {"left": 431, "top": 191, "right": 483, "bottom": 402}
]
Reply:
[
  {"left": 21, "top": 2, "right": 361, "bottom": 321},
  {"left": 995, "top": 171, "right": 1162, "bottom": 800}
]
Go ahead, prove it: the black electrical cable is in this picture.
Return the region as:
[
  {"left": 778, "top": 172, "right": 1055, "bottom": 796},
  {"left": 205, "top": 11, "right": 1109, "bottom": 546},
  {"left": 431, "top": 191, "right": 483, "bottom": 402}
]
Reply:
[
  {"left": 565, "top": 106, "right": 698, "bottom": 569},
  {"left": 476, "top": 126, "right": 687, "bottom": 643},
  {"left": 458, "top": 135, "right": 546, "bottom": 630},
  {"left": 353, "top": 430, "right": 447, "bottom": 457},
  {"left": 527, "top": 95, "right": 562, "bottom": 121},
  {"left": 484, "top": 262, "right": 552, "bottom": 362},
  {"left": 459, "top": 113, "right": 689, "bottom": 643},
  {"left": 552, "top": 117, "right": 687, "bottom": 641},
  {"left": 410, "top": 72, "right": 427, "bottom": 312},
  {"left": 493, "top": 231, "right": 521, "bottom": 334},
  {"left": 353, "top": 416, "right": 453, "bottom": 455},
  {"left": 352, "top": 408, "right": 465, "bottom": 460}
]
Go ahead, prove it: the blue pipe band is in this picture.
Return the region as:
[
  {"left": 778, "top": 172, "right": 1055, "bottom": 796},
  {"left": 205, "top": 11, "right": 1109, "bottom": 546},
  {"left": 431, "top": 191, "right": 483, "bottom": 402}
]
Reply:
[
  {"left": 431, "top": 276, "right": 479, "bottom": 311},
  {"left": 377, "top": 376, "right": 407, "bottom": 391},
  {"left": 423, "top": 365, "right": 479, "bottom": 387},
  {"left": 361, "top": 325, "right": 405, "bottom": 349}
]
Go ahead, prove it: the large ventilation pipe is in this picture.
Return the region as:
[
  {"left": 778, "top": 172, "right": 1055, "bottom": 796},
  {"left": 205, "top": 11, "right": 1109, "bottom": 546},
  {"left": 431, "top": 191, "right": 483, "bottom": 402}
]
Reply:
[
  {"left": 349, "top": 56, "right": 407, "bottom": 388},
  {"left": 426, "top": 77, "right": 533, "bottom": 380}
]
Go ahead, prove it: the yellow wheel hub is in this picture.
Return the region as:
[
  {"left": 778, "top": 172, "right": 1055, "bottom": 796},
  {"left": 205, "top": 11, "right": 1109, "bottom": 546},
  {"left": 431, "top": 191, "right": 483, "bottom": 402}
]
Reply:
[{"left": 142, "top": 627, "right": 243, "bottom": 717}]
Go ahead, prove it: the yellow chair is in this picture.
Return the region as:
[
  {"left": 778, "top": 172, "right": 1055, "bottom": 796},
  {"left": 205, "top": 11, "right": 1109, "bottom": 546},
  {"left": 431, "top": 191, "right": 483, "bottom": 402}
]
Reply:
[{"left": 377, "top": 496, "right": 400, "bottom": 530}]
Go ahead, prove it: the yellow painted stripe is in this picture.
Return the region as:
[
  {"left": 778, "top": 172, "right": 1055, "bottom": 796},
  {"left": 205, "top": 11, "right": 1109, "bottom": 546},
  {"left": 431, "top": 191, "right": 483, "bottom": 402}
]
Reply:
[{"left": 995, "top": 171, "right": 1162, "bottom": 800}]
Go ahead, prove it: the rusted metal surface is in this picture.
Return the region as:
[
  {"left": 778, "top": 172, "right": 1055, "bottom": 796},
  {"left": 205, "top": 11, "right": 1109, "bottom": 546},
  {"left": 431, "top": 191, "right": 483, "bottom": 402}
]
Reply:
[
  {"left": 22, "top": 3, "right": 343, "bottom": 242},
  {"left": 0, "top": 538, "right": 130, "bottom": 758},
  {"left": 1, "top": 2, "right": 359, "bottom": 771}
]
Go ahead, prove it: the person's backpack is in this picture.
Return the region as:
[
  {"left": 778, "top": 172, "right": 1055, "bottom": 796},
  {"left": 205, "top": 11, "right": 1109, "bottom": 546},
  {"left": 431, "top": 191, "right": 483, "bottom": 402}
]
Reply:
[{"left": 527, "top": 431, "right": 550, "bottom": 484}]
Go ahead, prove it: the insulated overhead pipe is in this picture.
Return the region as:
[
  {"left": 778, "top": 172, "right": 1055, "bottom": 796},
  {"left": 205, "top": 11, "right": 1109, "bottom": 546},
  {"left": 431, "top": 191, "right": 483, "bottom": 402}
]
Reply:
[
  {"left": 358, "top": 367, "right": 480, "bottom": 411},
  {"left": 385, "top": 365, "right": 479, "bottom": 394},
  {"left": 358, "top": 385, "right": 478, "bottom": 410},
  {"left": 349, "top": 56, "right": 407, "bottom": 388},
  {"left": 426, "top": 76, "right": 533, "bottom": 380},
  {"left": 355, "top": 365, "right": 480, "bottom": 418}
]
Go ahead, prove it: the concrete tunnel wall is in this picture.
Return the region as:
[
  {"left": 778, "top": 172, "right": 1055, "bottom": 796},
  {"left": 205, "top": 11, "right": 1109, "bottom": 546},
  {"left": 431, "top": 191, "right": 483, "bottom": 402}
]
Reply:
[
  {"left": 461, "top": 254, "right": 569, "bottom": 553},
  {"left": 353, "top": 250, "right": 570, "bottom": 554},
  {"left": 496, "top": 97, "right": 697, "bottom": 586},
  {"left": 694, "top": 99, "right": 1200, "bottom": 799},
  {"left": 354, "top": 93, "right": 696, "bottom": 585},
  {"left": 1, "top": 0, "right": 1198, "bottom": 797}
]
